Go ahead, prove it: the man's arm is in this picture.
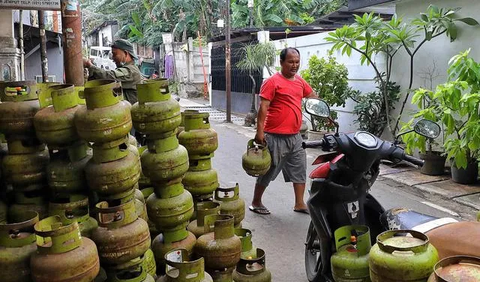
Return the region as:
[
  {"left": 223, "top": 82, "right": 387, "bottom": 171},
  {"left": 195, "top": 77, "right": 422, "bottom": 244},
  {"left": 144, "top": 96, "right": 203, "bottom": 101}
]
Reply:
[
  {"left": 255, "top": 97, "right": 270, "bottom": 144},
  {"left": 83, "top": 58, "right": 129, "bottom": 81},
  {"left": 305, "top": 91, "right": 318, "bottom": 99}
]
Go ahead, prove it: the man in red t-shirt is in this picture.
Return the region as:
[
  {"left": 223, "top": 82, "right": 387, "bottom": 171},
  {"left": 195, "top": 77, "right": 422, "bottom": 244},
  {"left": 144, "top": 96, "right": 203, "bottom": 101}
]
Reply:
[{"left": 249, "top": 47, "right": 318, "bottom": 215}]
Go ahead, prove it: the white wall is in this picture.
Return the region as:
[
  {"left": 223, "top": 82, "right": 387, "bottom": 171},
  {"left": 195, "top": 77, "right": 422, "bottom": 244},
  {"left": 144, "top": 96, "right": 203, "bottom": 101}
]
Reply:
[
  {"left": 266, "top": 32, "right": 385, "bottom": 133},
  {"left": 392, "top": 0, "right": 480, "bottom": 126},
  {"left": 99, "top": 25, "right": 114, "bottom": 47}
]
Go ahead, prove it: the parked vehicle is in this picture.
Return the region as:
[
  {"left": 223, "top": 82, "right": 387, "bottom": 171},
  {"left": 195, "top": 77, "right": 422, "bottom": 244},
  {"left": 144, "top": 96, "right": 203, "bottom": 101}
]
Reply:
[
  {"left": 301, "top": 99, "right": 459, "bottom": 282},
  {"left": 89, "top": 46, "right": 116, "bottom": 70}
]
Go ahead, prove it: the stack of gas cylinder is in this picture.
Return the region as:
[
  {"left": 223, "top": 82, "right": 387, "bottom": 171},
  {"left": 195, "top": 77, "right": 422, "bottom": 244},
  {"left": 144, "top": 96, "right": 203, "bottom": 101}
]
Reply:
[
  {"left": 0, "top": 79, "right": 273, "bottom": 282},
  {"left": 73, "top": 79, "right": 155, "bottom": 281},
  {"left": 178, "top": 110, "right": 219, "bottom": 210},
  {"left": 0, "top": 82, "right": 49, "bottom": 221},
  {"left": 0, "top": 81, "right": 102, "bottom": 282},
  {"left": 34, "top": 84, "right": 98, "bottom": 237},
  {"left": 131, "top": 79, "right": 195, "bottom": 277}
]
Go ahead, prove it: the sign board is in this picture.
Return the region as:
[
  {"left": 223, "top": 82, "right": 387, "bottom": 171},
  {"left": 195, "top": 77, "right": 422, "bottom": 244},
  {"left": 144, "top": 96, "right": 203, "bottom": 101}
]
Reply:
[{"left": 0, "top": 0, "right": 61, "bottom": 10}]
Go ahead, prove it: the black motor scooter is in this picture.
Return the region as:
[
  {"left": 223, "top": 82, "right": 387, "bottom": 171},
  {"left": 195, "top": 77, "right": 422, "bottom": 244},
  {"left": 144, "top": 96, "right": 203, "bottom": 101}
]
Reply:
[{"left": 302, "top": 99, "right": 445, "bottom": 282}]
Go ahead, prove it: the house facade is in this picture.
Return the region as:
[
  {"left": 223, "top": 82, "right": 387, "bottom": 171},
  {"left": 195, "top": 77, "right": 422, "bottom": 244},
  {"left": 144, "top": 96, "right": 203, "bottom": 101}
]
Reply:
[
  {"left": 86, "top": 20, "right": 118, "bottom": 48},
  {"left": 0, "top": 10, "right": 63, "bottom": 82}
]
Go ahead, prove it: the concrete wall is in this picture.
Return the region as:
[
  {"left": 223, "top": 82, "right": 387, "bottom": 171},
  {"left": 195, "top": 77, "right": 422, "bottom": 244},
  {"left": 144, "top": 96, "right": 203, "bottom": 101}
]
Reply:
[
  {"left": 25, "top": 42, "right": 63, "bottom": 82},
  {"left": 391, "top": 0, "right": 480, "bottom": 126},
  {"left": 163, "top": 34, "right": 210, "bottom": 97},
  {"left": 212, "top": 90, "right": 253, "bottom": 114}
]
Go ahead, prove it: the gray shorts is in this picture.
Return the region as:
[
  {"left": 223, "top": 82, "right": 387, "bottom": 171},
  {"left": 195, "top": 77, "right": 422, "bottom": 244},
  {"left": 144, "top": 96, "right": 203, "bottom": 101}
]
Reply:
[{"left": 256, "top": 132, "right": 307, "bottom": 187}]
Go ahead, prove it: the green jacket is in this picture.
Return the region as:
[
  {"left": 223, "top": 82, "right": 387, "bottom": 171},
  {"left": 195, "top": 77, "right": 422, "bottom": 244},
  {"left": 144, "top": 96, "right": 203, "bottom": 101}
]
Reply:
[{"left": 88, "top": 61, "right": 143, "bottom": 104}]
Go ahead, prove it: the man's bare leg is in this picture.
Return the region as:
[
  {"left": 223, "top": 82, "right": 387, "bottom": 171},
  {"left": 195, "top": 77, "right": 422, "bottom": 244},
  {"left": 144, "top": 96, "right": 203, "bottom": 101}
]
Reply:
[
  {"left": 250, "top": 183, "right": 270, "bottom": 214},
  {"left": 293, "top": 182, "right": 308, "bottom": 212}
]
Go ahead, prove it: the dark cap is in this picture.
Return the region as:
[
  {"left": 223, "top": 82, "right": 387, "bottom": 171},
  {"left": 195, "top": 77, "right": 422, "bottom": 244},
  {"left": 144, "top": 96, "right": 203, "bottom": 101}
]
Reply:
[{"left": 111, "top": 39, "right": 138, "bottom": 59}]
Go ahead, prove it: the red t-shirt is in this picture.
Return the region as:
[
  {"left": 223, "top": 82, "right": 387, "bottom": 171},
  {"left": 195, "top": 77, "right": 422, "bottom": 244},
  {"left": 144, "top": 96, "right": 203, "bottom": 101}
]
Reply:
[{"left": 260, "top": 73, "right": 313, "bottom": 134}]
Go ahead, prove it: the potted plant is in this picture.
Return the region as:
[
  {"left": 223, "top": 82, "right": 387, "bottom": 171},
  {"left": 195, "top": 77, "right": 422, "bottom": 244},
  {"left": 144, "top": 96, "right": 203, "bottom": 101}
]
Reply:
[
  {"left": 435, "top": 50, "right": 480, "bottom": 184},
  {"left": 401, "top": 88, "right": 446, "bottom": 175},
  {"left": 435, "top": 80, "right": 480, "bottom": 184},
  {"left": 301, "top": 52, "right": 354, "bottom": 139}
]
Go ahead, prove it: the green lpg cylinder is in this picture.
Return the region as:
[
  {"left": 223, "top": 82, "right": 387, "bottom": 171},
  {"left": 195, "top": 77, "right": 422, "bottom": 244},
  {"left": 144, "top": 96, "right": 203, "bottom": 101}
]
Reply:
[
  {"left": 143, "top": 248, "right": 157, "bottom": 278},
  {"left": 0, "top": 200, "right": 6, "bottom": 223},
  {"left": 92, "top": 200, "right": 151, "bottom": 265},
  {"left": 2, "top": 139, "right": 49, "bottom": 189},
  {"left": 128, "top": 134, "right": 138, "bottom": 147},
  {"left": 105, "top": 256, "right": 155, "bottom": 282},
  {"left": 74, "top": 80, "right": 132, "bottom": 143},
  {"left": 48, "top": 194, "right": 98, "bottom": 238},
  {"left": 37, "top": 81, "right": 60, "bottom": 108},
  {"left": 141, "top": 133, "right": 189, "bottom": 183},
  {"left": 0, "top": 81, "right": 40, "bottom": 138},
  {"left": 109, "top": 188, "right": 149, "bottom": 222},
  {"left": 0, "top": 211, "right": 38, "bottom": 282},
  {"left": 177, "top": 110, "right": 200, "bottom": 138},
  {"left": 86, "top": 138, "right": 141, "bottom": 196},
  {"left": 427, "top": 256, "right": 480, "bottom": 282},
  {"left": 188, "top": 201, "right": 220, "bottom": 238},
  {"left": 331, "top": 225, "right": 371, "bottom": 282},
  {"left": 208, "top": 267, "right": 235, "bottom": 282},
  {"left": 30, "top": 216, "right": 100, "bottom": 282},
  {"left": 135, "top": 198, "right": 149, "bottom": 222},
  {"left": 135, "top": 189, "right": 146, "bottom": 203},
  {"left": 34, "top": 84, "right": 80, "bottom": 148},
  {"left": 242, "top": 139, "right": 271, "bottom": 177},
  {"left": 47, "top": 142, "right": 91, "bottom": 195},
  {"left": 194, "top": 215, "right": 242, "bottom": 271},
  {"left": 95, "top": 267, "right": 108, "bottom": 282},
  {"left": 158, "top": 249, "right": 213, "bottom": 282},
  {"left": 131, "top": 79, "right": 181, "bottom": 135},
  {"left": 233, "top": 248, "right": 272, "bottom": 282},
  {"left": 146, "top": 179, "right": 194, "bottom": 231},
  {"left": 9, "top": 190, "right": 48, "bottom": 220},
  {"left": 183, "top": 155, "right": 219, "bottom": 197},
  {"left": 235, "top": 228, "right": 257, "bottom": 260},
  {"left": 141, "top": 187, "right": 154, "bottom": 201},
  {"left": 214, "top": 184, "right": 245, "bottom": 228},
  {"left": 152, "top": 228, "right": 197, "bottom": 276},
  {"left": 138, "top": 146, "right": 152, "bottom": 189},
  {"left": 369, "top": 230, "right": 439, "bottom": 282},
  {"left": 178, "top": 112, "right": 218, "bottom": 156}
]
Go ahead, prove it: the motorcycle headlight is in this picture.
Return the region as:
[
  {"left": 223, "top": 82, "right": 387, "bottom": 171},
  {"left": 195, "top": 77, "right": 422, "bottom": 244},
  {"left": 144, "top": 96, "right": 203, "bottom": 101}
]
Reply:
[{"left": 354, "top": 132, "right": 377, "bottom": 148}]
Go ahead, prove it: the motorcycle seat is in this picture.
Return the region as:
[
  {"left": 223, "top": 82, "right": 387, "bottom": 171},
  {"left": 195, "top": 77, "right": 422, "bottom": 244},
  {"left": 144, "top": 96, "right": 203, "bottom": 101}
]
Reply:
[{"left": 380, "top": 208, "right": 454, "bottom": 230}]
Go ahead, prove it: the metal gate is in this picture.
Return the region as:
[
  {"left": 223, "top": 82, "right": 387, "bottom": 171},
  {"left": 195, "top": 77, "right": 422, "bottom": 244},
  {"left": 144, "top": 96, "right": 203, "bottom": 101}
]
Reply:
[{"left": 211, "top": 41, "right": 263, "bottom": 94}]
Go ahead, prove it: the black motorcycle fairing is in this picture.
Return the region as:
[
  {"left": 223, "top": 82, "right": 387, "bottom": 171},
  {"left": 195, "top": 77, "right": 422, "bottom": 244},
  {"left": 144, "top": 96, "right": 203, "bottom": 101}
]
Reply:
[
  {"left": 325, "top": 133, "right": 404, "bottom": 174},
  {"left": 380, "top": 208, "right": 438, "bottom": 230},
  {"left": 307, "top": 175, "right": 373, "bottom": 279}
]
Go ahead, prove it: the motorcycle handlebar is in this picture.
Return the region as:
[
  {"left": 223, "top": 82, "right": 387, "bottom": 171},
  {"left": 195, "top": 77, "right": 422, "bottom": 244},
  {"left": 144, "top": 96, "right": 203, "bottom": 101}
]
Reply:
[
  {"left": 302, "top": 140, "right": 325, "bottom": 149},
  {"left": 403, "top": 154, "right": 424, "bottom": 167}
]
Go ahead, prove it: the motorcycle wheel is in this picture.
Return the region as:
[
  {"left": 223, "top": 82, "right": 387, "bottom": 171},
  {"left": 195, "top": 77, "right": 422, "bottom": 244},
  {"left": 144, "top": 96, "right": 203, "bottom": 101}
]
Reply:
[{"left": 305, "top": 221, "right": 329, "bottom": 282}]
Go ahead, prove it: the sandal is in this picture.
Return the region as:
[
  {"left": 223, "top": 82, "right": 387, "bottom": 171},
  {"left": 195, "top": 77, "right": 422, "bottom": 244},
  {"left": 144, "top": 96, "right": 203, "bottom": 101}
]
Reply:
[
  {"left": 249, "top": 205, "right": 271, "bottom": 215},
  {"left": 293, "top": 208, "right": 309, "bottom": 214}
]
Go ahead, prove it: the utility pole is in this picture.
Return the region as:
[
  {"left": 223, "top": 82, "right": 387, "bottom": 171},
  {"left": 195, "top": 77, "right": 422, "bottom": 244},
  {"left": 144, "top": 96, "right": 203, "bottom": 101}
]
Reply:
[
  {"left": 248, "top": 0, "right": 254, "bottom": 27},
  {"left": 19, "top": 10, "right": 25, "bottom": 81},
  {"left": 61, "top": 0, "right": 83, "bottom": 86},
  {"left": 225, "top": 0, "right": 232, "bottom": 123},
  {"left": 38, "top": 10, "right": 48, "bottom": 82}
]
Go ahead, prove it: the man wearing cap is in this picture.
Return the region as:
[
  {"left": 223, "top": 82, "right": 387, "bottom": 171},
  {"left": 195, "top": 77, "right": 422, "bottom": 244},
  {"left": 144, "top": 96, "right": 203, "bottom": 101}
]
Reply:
[{"left": 83, "top": 39, "right": 143, "bottom": 104}]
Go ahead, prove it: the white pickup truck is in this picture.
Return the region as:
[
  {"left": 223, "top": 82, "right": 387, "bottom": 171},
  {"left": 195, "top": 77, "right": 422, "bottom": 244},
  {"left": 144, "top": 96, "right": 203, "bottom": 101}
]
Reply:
[{"left": 89, "top": 46, "right": 116, "bottom": 70}]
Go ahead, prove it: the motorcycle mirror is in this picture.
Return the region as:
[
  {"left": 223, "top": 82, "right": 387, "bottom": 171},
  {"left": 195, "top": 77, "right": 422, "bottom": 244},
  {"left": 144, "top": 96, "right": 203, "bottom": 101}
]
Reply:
[
  {"left": 305, "top": 98, "right": 330, "bottom": 118},
  {"left": 414, "top": 119, "right": 441, "bottom": 139}
]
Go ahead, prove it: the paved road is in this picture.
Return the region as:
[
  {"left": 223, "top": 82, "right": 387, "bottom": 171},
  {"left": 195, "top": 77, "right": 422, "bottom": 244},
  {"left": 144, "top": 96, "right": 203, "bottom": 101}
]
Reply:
[{"left": 210, "top": 121, "right": 475, "bottom": 282}]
